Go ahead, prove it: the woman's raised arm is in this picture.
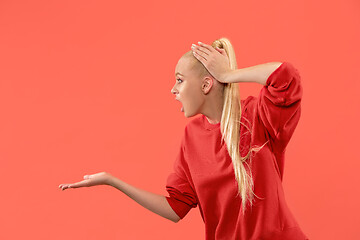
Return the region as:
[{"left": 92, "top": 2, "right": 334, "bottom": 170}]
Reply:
[{"left": 223, "top": 62, "right": 283, "bottom": 85}]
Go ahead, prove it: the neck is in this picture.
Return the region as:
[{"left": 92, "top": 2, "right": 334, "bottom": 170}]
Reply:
[{"left": 202, "top": 95, "right": 224, "bottom": 124}]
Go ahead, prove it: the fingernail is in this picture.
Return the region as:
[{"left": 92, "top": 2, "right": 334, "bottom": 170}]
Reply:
[{"left": 198, "top": 41, "right": 202, "bottom": 44}]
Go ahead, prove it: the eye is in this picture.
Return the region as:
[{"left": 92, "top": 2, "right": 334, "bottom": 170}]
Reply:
[{"left": 176, "top": 78, "right": 183, "bottom": 83}]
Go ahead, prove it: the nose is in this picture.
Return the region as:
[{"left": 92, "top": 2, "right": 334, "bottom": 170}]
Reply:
[{"left": 171, "top": 85, "right": 178, "bottom": 95}]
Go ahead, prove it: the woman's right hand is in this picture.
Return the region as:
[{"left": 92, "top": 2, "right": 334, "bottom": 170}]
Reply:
[{"left": 59, "top": 172, "right": 113, "bottom": 191}]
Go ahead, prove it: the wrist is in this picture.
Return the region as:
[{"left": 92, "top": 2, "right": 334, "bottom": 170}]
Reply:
[
  {"left": 220, "top": 70, "right": 234, "bottom": 84},
  {"left": 105, "top": 174, "right": 115, "bottom": 186}
]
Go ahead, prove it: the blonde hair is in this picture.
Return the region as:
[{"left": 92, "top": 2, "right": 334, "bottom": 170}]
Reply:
[{"left": 182, "top": 37, "right": 266, "bottom": 215}]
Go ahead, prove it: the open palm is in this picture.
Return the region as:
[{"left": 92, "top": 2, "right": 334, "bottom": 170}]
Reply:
[{"left": 59, "top": 172, "right": 112, "bottom": 191}]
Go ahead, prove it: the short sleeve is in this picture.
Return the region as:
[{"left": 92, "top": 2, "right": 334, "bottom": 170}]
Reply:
[
  {"left": 257, "top": 62, "right": 303, "bottom": 153},
  {"left": 165, "top": 136, "right": 198, "bottom": 220}
]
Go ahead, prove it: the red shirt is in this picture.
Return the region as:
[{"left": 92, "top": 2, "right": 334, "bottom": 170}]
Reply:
[{"left": 165, "top": 62, "right": 309, "bottom": 240}]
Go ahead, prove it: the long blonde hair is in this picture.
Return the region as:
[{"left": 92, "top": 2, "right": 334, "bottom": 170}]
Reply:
[{"left": 183, "top": 37, "right": 266, "bottom": 215}]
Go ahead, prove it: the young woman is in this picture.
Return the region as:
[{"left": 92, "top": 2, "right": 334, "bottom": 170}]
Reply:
[{"left": 59, "top": 38, "right": 309, "bottom": 240}]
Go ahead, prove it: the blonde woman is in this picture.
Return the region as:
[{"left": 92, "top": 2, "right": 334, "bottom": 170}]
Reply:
[{"left": 59, "top": 38, "right": 308, "bottom": 240}]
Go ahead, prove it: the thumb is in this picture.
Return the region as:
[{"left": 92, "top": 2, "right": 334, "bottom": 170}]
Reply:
[{"left": 216, "top": 47, "right": 227, "bottom": 56}]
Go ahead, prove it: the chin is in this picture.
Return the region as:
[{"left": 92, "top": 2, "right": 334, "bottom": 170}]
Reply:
[{"left": 184, "top": 110, "right": 198, "bottom": 118}]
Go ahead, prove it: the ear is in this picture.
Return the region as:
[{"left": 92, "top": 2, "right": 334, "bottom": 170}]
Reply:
[{"left": 201, "top": 76, "right": 214, "bottom": 94}]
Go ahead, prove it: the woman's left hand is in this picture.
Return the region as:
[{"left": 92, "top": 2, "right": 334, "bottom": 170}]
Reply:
[{"left": 191, "top": 41, "right": 232, "bottom": 83}]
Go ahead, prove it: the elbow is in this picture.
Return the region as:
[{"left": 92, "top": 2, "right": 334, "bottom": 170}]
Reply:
[{"left": 172, "top": 215, "right": 181, "bottom": 223}]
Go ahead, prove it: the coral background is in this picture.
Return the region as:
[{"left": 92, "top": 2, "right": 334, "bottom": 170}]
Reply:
[{"left": 0, "top": 0, "right": 359, "bottom": 239}]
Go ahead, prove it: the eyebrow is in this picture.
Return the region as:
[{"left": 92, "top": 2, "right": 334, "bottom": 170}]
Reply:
[{"left": 175, "top": 72, "right": 185, "bottom": 77}]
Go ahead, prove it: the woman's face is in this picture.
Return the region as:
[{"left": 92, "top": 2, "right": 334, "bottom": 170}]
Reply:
[{"left": 171, "top": 56, "right": 205, "bottom": 117}]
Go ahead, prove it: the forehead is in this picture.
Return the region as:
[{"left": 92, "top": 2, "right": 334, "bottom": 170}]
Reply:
[{"left": 175, "top": 57, "right": 195, "bottom": 77}]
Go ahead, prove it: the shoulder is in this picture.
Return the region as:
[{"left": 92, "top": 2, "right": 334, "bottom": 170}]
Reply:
[{"left": 241, "top": 96, "right": 258, "bottom": 114}]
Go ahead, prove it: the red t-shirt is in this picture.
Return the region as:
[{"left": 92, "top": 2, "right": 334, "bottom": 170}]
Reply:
[{"left": 165, "top": 62, "right": 309, "bottom": 240}]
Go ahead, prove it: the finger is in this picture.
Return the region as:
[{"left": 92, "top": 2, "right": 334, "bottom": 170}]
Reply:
[
  {"left": 198, "top": 41, "right": 215, "bottom": 53},
  {"left": 192, "top": 50, "right": 207, "bottom": 63},
  {"left": 67, "top": 180, "right": 89, "bottom": 188},
  {"left": 59, "top": 184, "right": 68, "bottom": 190},
  {"left": 192, "top": 48, "right": 207, "bottom": 61},
  {"left": 193, "top": 44, "right": 211, "bottom": 56},
  {"left": 216, "top": 47, "right": 227, "bottom": 56},
  {"left": 220, "top": 49, "right": 227, "bottom": 57},
  {"left": 216, "top": 47, "right": 223, "bottom": 53}
]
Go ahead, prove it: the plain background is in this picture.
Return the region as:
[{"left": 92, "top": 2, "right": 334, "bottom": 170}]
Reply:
[{"left": 1, "top": 0, "right": 359, "bottom": 239}]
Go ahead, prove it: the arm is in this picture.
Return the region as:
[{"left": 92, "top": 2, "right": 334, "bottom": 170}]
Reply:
[
  {"left": 108, "top": 176, "right": 181, "bottom": 223},
  {"left": 109, "top": 135, "right": 197, "bottom": 223},
  {"left": 224, "top": 62, "right": 283, "bottom": 85},
  {"left": 257, "top": 61, "right": 302, "bottom": 152},
  {"left": 59, "top": 172, "right": 180, "bottom": 222}
]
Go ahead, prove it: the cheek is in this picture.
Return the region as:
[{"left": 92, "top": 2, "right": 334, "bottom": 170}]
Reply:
[
  {"left": 181, "top": 82, "right": 203, "bottom": 106},
  {"left": 185, "top": 89, "right": 203, "bottom": 108}
]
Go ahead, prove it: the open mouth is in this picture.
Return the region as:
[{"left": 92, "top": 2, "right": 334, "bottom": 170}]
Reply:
[{"left": 176, "top": 98, "right": 184, "bottom": 112}]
